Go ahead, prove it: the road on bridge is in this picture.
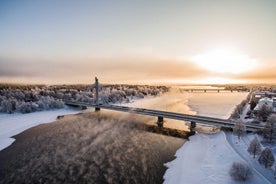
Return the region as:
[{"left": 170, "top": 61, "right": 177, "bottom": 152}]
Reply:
[{"left": 65, "top": 101, "right": 263, "bottom": 132}]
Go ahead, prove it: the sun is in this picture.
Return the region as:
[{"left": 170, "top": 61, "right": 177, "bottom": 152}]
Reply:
[{"left": 191, "top": 48, "right": 257, "bottom": 74}]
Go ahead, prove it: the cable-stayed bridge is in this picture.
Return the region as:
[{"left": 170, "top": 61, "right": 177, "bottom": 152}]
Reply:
[{"left": 65, "top": 77, "right": 263, "bottom": 133}]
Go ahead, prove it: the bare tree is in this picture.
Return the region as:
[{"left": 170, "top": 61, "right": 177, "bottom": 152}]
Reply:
[
  {"left": 233, "top": 119, "right": 246, "bottom": 140},
  {"left": 247, "top": 136, "right": 261, "bottom": 158},
  {"left": 258, "top": 147, "right": 275, "bottom": 168},
  {"left": 263, "top": 114, "right": 276, "bottom": 142},
  {"left": 229, "top": 162, "right": 252, "bottom": 181}
]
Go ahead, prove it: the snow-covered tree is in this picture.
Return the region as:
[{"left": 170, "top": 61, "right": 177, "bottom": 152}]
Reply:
[
  {"left": 0, "top": 84, "right": 169, "bottom": 113},
  {"left": 258, "top": 147, "right": 275, "bottom": 168},
  {"left": 229, "top": 162, "right": 252, "bottom": 181},
  {"left": 230, "top": 99, "right": 248, "bottom": 119},
  {"left": 250, "top": 99, "right": 257, "bottom": 110},
  {"left": 263, "top": 114, "right": 276, "bottom": 142},
  {"left": 247, "top": 136, "right": 261, "bottom": 158},
  {"left": 231, "top": 108, "right": 240, "bottom": 119},
  {"left": 0, "top": 99, "right": 16, "bottom": 113},
  {"left": 257, "top": 104, "right": 272, "bottom": 122},
  {"left": 17, "top": 102, "right": 37, "bottom": 113},
  {"left": 233, "top": 119, "right": 246, "bottom": 140}
]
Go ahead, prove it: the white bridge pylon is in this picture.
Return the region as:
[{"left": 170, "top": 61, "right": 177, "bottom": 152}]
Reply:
[{"left": 93, "top": 77, "right": 101, "bottom": 111}]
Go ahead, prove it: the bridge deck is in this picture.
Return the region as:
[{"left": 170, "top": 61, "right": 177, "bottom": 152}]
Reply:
[{"left": 65, "top": 101, "right": 263, "bottom": 131}]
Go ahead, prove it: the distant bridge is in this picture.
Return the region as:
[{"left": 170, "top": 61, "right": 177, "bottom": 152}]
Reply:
[
  {"left": 64, "top": 77, "right": 263, "bottom": 133},
  {"left": 180, "top": 88, "right": 248, "bottom": 93}
]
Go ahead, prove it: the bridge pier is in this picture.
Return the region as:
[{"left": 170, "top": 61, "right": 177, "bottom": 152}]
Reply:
[
  {"left": 81, "top": 106, "right": 87, "bottom": 110},
  {"left": 95, "top": 106, "right": 101, "bottom": 111},
  {"left": 157, "top": 116, "right": 164, "bottom": 127},
  {"left": 190, "top": 121, "right": 196, "bottom": 135}
]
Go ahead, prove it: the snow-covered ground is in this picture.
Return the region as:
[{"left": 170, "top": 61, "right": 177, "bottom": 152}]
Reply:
[
  {"left": 164, "top": 91, "right": 275, "bottom": 184},
  {"left": 226, "top": 133, "right": 275, "bottom": 183},
  {"left": 2, "top": 89, "right": 269, "bottom": 183},
  {"left": 164, "top": 132, "right": 271, "bottom": 184},
  {"left": 0, "top": 107, "right": 80, "bottom": 151}
]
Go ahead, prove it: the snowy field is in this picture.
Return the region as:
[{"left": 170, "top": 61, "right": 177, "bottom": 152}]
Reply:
[
  {"left": 0, "top": 107, "right": 80, "bottom": 151},
  {"left": 164, "top": 91, "right": 275, "bottom": 183},
  {"left": 164, "top": 132, "right": 271, "bottom": 184}
]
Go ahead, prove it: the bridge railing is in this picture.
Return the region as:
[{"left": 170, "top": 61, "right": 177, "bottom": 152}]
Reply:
[{"left": 64, "top": 100, "right": 263, "bottom": 132}]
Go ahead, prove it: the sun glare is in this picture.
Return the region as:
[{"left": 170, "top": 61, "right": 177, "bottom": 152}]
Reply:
[
  {"left": 197, "top": 77, "right": 246, "bottom": 84},
  {"left": 191, "top": 48, "right": 257, "bottom": 74}
]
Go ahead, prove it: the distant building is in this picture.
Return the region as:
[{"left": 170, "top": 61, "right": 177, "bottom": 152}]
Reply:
[
  {"left": 254, "top": 97, "right": 273, "bottom": 111},
  {"left": 273, "top": 97, "right": 276, "bottom": 108},
  {"left": 254, "top": 94, "right": 262, "bottom": 101},
  {"left": 253, "top": 91, "right": 276, "bottom": 99}
]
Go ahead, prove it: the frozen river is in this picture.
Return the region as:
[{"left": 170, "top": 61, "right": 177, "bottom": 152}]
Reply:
[{"left": 0, "top": 87, "right": 250, "bottom": 184}]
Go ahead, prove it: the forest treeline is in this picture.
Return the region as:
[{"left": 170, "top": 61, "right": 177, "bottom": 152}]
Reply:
[{"left": 0, "top": 84, "right": 169, "bottom": 114}]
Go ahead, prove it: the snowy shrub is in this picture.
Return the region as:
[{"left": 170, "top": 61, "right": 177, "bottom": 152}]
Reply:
[
  {"left": 233, "top": 119, "right": 246, "bottom": 140},
  {"left": 247, "top": 136, "right": 261, "bottom": 158},
  {"left": 258, "top": 147, "right": 275, "bottom": 168},
  {"left": 229, "top": 162, "right": 252, "bottom": 181}
]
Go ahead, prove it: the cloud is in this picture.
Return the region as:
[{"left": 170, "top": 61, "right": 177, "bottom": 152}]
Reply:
[
  {"left": 234, "top": 62, "right": 276, "bottom": 83},
  {"left": 0, "top": 56, "right": 211, "bottom": 84}
]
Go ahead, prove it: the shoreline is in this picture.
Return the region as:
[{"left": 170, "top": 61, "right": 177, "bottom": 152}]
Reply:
[{"left": 0, "top": 107, "right": 81, "bottom": 151}]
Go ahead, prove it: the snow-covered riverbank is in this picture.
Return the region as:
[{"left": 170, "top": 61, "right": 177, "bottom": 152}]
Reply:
[
  {"left": 164, "top": 132, "right": 272, "bottom": 184},
  {"left": 0, "top": 94, "right": 158, "bottom": 152},
  {"left": 163, "top": 91, "right": 276, "bottom": 184},
  {"left": 0, "top": 108, "right": 80, "bottom": 151}
]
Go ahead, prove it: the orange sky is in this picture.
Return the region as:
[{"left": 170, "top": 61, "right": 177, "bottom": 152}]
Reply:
[
  {"left": 0, "top": 1, "right": 276, "bottom": 84},
  {"left": 0, "top": 55, "right": 275, "bottom": 85}
]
